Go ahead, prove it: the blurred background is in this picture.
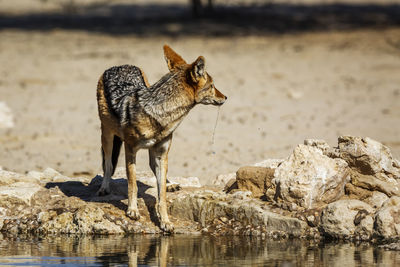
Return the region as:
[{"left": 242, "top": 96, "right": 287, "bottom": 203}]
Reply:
[{"left": 0, "top": 0, "right": 399, "bottom": 184}]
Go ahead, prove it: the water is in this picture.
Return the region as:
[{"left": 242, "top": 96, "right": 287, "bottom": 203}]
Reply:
[
  {"left": 210, "top": 106, "right": 221, "bottom": 155},
  {"left": 0, "top": 235, "right": 399, "bottom": 266},
  {"left": 211, "top": 107, "right": 220, "bottom": 146}
]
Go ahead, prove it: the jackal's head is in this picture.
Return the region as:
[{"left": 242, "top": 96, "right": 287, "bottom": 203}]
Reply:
[{"left": 163, "top": 45, "right": 227, "bottom": 106}]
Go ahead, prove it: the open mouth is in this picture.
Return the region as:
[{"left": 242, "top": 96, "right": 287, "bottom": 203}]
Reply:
[{"left": 213, "top": 100, "right": 225, "bottom": 106}]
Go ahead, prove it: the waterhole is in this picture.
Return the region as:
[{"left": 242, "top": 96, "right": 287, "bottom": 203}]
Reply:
[{"left": 0, "top": 235, "right": 398, "bottom": 266}]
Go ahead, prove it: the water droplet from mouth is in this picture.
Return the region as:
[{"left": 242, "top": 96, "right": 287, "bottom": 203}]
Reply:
[{"left": 210, "top": 106, "right": 221, "bottom": 155}]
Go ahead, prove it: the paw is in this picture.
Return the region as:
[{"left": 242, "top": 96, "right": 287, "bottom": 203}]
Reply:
[
  {"left": 126, "top": 208, "right": 140, "bottom": 220},
  {"left": 96, "top": 187, "right": 110, "bottom": 196},
  {"left": 160, "top": 220, "right": 174, "bottom": 233},
  {"left": 166, "top": 183, "right": 181, "bottom": 192}
]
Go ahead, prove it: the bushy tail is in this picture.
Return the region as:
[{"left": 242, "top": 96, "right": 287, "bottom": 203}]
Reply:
[{"left": 101, "top": 135, "right": 123, "bottom": 176}]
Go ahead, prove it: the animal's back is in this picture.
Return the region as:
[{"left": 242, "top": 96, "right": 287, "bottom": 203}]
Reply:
[{"left": 101, "top": 65, "right": 148, "bottom": 123}]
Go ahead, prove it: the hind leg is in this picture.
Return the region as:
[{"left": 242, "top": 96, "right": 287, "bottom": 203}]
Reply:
[
  {"left": 125, "top": 142, "right": 140, "bottom": 220},
  {"left": 97, "top": 127, "right": 114, "bottom": 196}
]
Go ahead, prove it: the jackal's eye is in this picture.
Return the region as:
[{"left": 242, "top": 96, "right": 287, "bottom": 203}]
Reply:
[{"left": 201, "top": 84, "right": 211, "bottom": 92}]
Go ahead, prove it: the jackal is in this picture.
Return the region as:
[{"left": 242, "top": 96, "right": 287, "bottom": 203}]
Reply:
[{"left": 96, "top": 45, "right": 227, "bottom": 232}]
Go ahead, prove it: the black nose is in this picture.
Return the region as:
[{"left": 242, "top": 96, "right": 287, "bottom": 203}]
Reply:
[{"left": 225, "top": 96, "right": 227, "bottom": 100}]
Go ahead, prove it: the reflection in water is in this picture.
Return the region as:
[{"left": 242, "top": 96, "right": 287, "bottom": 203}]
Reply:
[{"left": 0, "top": 234, "right": 399, "bottom": 266}]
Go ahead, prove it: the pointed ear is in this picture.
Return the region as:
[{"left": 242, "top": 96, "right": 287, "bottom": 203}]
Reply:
[
  {"left": 163, "top": 45, "right": 187, "bottom": 71},
  {"left": 190, "top": 56, "right": 206, "bottom": 83}
]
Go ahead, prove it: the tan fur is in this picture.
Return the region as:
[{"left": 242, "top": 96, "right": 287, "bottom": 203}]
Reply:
[
  {"left": 139, "top": 68, "right": 150, "bottom": 87},
  {"left": 164, "top": 45, "right": 187, "bottom": 71}
]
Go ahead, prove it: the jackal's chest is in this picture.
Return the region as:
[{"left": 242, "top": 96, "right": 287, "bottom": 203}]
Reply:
[
  {"left": 125, "top": 116, "right": 182, "bottom": 148},
  {"left": 149, "top": 121, "right": 182, "bottom": 146},
  {"left": 137, "top": 137, "right": 158, "bottom": 148}
]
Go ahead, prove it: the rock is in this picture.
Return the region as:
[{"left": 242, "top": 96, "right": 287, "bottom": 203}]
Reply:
[
  {"left": 236, "top": 166, "right": 275, "bottom": 198},
  {"left": 380, "top": 242, "right": 400, "bottom": 251},
  {"left": 0, "top": 182, "right": 42, "bottom": 206},
  {"left": 265, "top": 187, "right": 276, "bottom": 201},
  {"left": 253, "top": 159, "right": 284, "bottom": 169},
  {"left": 288, "top": 202, "right": 298, "bottom": 212},
  {"left": 305, "top": 214, "right": 320, "bottom": 227},
  {"left": 223, "top": 178, "right": 237, "bottom": 193},
  {"left": 42, "top": 167, "right": 72, "bottom": 182},
  {"left": 53, "top": 175, "right": 82, "bottom": 183},
  {"left": 27, "top": 169, "right": 88, "bottom": 184},
  {"left": 231, "top": 190, "right": 252, "bottom": 200},
  {"left": 0, "top": 170, "right": 40, "bottom": 186},
  {"left": 168, "top": 176, "right": 201, "bottom": 188},
  {"left": 346, "top": 182, "right": 389, "bottom": 210},
  {"left": 39, "top": 212, "right": 77, "bottom": 234},
  {"left": 356, "top": 214, "right": 374, "bottom": 241},
  {"left": 170, "top": 191, "right": 308, "bottom": 237},
  {"left": 0, "top": 170, "right": 185, "bottom": 235},
  {"left": 320, "top": 199, "right": 374, "bottom": 239},
  {"left": 212, "top": 172, "right": 236, "bottom": 187},
  {"left": 220, "top": 216, "right": 228, "bottom": 223},
  {"left": 0, "top": 102, "right": 14, "bottom": 128},
  {"left": 345, "top": 182, "right": 373, "bottom": 200},
  {"left": 26, "top": 171, "right": 44, "bottom": 182},
  {"left": 0, "top": 170, "right": 25, "bottom": 186},
  {"left": 37, "top": 211, "right": 53, "bottom": 223},
  {"left": 350, "top": 172, "right": 400, "bottom": 197},
  {"left": 32, "top": 185, "right": 162, "bottom": 235},
  {"left": 43, "top": 167, "right": 62, "bottom": 179},
  {"left": 274, "top": 145, "right": 350, "bottom": 209},
  {"left": 3, "top": 148, "right": 400, "bottom": 241},
  {"left": 336, "top": 136, "right": 400, "bottom": 200},
  {"left": 92, "top": 171, "right": 199, "bottom": 198},
  {"left": 337, "top": 136, "right": 400, "bottom": 177},
  {"left": 304, "top": 139, "right": 331, "bottom": 154},
  {"left": 74, "top": 205, "right": 124, "bottom": 234},
  {"left": 0, "top": 207, "right": 6, "bottom": 216},
  {"left": 395, "top": 159, "right": 400, "bottom": 169},
  {"left": 374, "top": 196, "right": 400, "bottom": 239},
  {"left": 365, "top": 191, "right": 389, "bottom": 209},
  {"left": 114, "top": 167, "right": 201, "bottom": 189},
  {"left": 137, "top": 175, "right": 157, "bottom": 187}
]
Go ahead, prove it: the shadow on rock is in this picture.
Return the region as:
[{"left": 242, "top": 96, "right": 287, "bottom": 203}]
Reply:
[{"left": 45, "top": 175, "right": 157, "bottom": 223}]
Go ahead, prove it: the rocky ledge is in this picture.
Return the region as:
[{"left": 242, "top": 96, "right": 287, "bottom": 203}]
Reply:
[{"left": 0, "top": 136, "right": 399, "bottom": 246}]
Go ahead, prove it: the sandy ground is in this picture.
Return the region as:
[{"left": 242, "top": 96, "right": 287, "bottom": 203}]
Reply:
[{"left": 0, "top": 0, "right": 400, "bottom": 184}]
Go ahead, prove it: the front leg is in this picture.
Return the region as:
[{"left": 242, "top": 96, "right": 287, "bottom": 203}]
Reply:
[
  {"left": 125, "top": 142, "right": 140, "bottom": 220},
  {"left": 149, "top": 135, "right": 174, "bottom": 233}
]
